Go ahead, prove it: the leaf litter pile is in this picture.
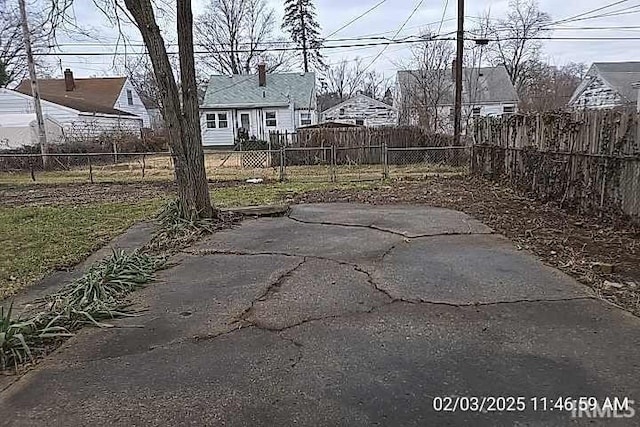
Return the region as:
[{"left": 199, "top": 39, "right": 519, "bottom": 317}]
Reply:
[{"left": 294, "top": 175, "right": 640, "bottom": 316}]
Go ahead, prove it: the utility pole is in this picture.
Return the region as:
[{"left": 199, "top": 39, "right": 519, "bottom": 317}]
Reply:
[
  {"left": 453, "top": 0, "right": 464, "bottom": 146},
  {"left": 19, "top": 0, "right": 48, "bottom": 168},
  {"left": 299, "top": 0, "right": 309, "bottom": 73}
]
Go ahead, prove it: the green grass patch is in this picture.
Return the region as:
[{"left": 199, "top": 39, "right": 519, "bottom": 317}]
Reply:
[
  {"left": 0, "top": 199, "right": 165, "bottom": 300},
  {"left": 0, "top": 180, "right": 380, "bottom": 300}
]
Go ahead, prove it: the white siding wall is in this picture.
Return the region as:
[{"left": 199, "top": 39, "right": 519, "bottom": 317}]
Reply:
[
  {"left": 266, "top": 106, "right": 294, "bottom": 134},
  {"left": 0, "top": 89, "right": 143, "bottom": 140},
  {"left": 294, "top": 109, "right": 318, "bottom": 128},
  {"left": 571, "top": 76, "right": 624, "bottom": 109},
  {"left": 67, "top": 115, "right": 143, "bottom": 139},
  {"left": 323, "top": 96, "right": 397, "bottom": 127},
  {"left": 201, "top": 109, "right": 235, "bottom": 146},
  {"left": 0, "top": 89, "right": 77, "bottom": 123},
  {"left": 113, "top": 79, "right": 151, "bottom": 127},
  {"left": 200, "top": 105, "right": 312, "bottom": 146}
]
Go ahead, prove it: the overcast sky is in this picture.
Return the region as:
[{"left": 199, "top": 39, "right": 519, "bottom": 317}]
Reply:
[{"left": 49, "top": 0, "right": 640, "bottom": 79}]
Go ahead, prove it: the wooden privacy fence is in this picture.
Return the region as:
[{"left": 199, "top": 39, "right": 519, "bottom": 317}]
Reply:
[
  {"left": 270, "top": 126, "right": 459, "bottom": 165},
  {"left": 472, "top": 110, "right": 640, "bottom": 219}
]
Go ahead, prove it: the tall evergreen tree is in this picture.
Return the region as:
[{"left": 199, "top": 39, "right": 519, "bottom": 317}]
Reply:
[{"left": 282, "top": 0, "right": 323, "bottom": 72}]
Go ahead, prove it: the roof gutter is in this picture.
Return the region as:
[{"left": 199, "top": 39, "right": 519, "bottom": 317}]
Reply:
[
  {"left": 201, "top": 102, "right": 290, "bottom": 109},
  {"left": 77, "top": 111, "right": 140, "bottom": 119}
]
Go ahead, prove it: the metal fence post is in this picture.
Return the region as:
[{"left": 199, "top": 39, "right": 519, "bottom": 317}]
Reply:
[
  {"left": 279, "top": 146, "right": 286, "bottom": 182},
  {"left": 113, "top": 142, "right": 118, "bottom": 164},
  {"left": 141, "top": 153, "right": 146, "bottom": 179},
  {"left": 382, "top": 142, "right": 389, "bottom": 179},
  {"left": 29, "top": 158, "right": 36, "bottom": 182},
  {"left": 88, "top": 155, "right": 94, "bottom": 184}
]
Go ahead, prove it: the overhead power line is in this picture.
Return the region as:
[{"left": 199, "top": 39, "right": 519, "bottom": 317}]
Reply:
[
  {"left": 548, "top": 0, "right": 631, "bottom": 26},
  {"left": 33, "top": 36, "right": 455, "bottom": 57},
  {"left": 359, "top": 0, "right": 426, "bottom": 74},
  {"left": 324, "top": 0, "right": 389, "bottom": 39},
  {"left": 436, "top": 0, "right": 450, "bottom": 35},
  {"left": 544, "top": 3, "right": 640, "bottom": 28}
]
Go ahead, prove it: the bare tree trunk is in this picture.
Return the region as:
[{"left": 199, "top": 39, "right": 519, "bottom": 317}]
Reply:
[
  {"left": 177, "top": 0, "right": 214, "bottom": 218},
  {"left": 124, "top": 0, "right": 214, "bottom": 218}
]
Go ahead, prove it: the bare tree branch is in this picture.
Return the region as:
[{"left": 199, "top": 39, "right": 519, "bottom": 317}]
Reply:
[{"left": 195, "top": 0, "right": 293, "bottom": 75}]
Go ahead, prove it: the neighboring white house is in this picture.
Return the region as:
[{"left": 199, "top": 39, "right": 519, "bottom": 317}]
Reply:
[
  {"left": 569, "top": 62, "right": 640, "bottom": 110},
  {"left": 0, "top": 69, "right": 149, "bottom": 143},
  {"left": 396, "top": 65, "right": 519, "bottom": 130},
  {"left": 0, "top": 114, "right": 65, "bottom": 149},
  {"left": 200, "top": 64, "right": 317, "bottom": 146},
  {"left": 321, "top": 93, "right": 396, "bottom": 127}
]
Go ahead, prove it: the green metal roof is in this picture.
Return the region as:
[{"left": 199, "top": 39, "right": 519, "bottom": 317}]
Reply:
[{"left": 202, "top": 72, "right": 316, "bottom": 110}]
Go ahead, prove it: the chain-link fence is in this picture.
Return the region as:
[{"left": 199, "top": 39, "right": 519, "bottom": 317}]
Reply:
[{"left": 0, "top": 145, "right": 470, "bottom": 185}]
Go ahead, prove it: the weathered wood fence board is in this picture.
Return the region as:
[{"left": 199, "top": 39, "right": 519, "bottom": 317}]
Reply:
[{"left": 473, "top": 110, "right": 640, "bottom": 219}]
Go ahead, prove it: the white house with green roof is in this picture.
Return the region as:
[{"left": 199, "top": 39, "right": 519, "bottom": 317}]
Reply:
[{"left": 200, "top": 64, "right": 317, "bottom": 146}]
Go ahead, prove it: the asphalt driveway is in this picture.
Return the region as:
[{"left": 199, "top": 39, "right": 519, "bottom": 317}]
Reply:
[{"left": 1, "top": 203, "right": 639, "bottom": 426}]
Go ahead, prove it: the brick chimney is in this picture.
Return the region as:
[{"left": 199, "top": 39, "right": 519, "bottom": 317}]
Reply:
[
  {"left": 64, "top": 68, "right": 75, "bottom": 91},
  {"left": 258, "top": 61, "right": 266, "bottom": 87}
]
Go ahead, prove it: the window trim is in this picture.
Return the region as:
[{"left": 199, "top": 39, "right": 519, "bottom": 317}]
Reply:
[
  {"left": 300, "top": 111, "right": 312, "bottom": 126},
  {"left": 265, "top": 111, "right": 277, "bottom": 127},
  {"left": 126, "top": 89, "right": 134, "bottom": 106},
  {"left": 503, "top": 105, "right": 515, "bottom": 114},
  {"left": 206, "top": 113, "right": 216, "bottom": 129},
  {"left": 217, "top": 113, "right": 228, "bottom": 128},
  {"left": 355, "top": 118, "right": 365, "bottom": 126},
  {"left": 472, "top": 107, "right": 482, "bottom": 117}
]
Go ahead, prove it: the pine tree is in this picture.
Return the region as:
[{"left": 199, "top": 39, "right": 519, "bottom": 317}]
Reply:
[{"left": 282, "top": 0, "right": 323, "bottom": 72}]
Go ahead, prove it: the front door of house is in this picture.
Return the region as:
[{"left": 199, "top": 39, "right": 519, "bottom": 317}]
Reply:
[{"left": 240, "top": 113, "right": 250, "bottom": 132}]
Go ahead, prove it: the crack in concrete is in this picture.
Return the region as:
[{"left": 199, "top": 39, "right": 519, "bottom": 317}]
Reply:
[
  {"left": 235, "top": 257, "right": 307, "bottom": 324},
  {"left": 398, "top": 296, "right": 596, "bottom": 308},
  {"left": 286, "top": 214, "right": 493, "bottom": 239},
  {"left": 181, "top": 248, "right": 595, "bottom": 311}
]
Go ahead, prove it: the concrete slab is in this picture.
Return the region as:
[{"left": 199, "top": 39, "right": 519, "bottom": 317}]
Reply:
[
  {"left": 280, "top": 299, "right": 640, "bottom": 426},
  {"left": 2, "top": 203, "right": 638, "bottom": 426},
  {"left": 51, "top": 253, "right": 303, "bottom": 364},
  {"left": 248, "top": 258, "right": 391, "bottom": 330},
  {"left": 290, "top": 203, "right": 492, "bottom": 237},
  {"left": 372, "top": 234, "right": 588, "bottom": 304},
  {"left": 222, "top": 204, "right": 290, "bottom": 217},
  {"left": 195, "top": 217, "right": 402, "bottom": 265},
  {"left": 1, "top": 300, "right": 638, "bottom": 426}
]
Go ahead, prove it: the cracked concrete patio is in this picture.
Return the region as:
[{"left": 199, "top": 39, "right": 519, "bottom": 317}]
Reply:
[{"left": 1, "top": 203, "right": 639, "bottom": 426}]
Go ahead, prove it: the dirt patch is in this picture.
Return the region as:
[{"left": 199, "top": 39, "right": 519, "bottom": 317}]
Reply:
[
  {"left": 0, "top": 180, "right": 255, "bottom": 207},
  {"left": 294, "top": 175, "right": 640, "bottom": 316},
  {"left": 0, "top": 182, "right": 174, "bottom": 207}
]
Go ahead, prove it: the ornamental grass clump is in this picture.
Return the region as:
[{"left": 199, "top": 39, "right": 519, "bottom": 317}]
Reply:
[
  {"left": 144, "top": 199, "right": 223, "bottom": 253},
  {"left": 1, "top": 303, "right": 71, "bottom": 370},
  {"left": 41, "top": 250, "right": 166, "bottom": 327}
]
